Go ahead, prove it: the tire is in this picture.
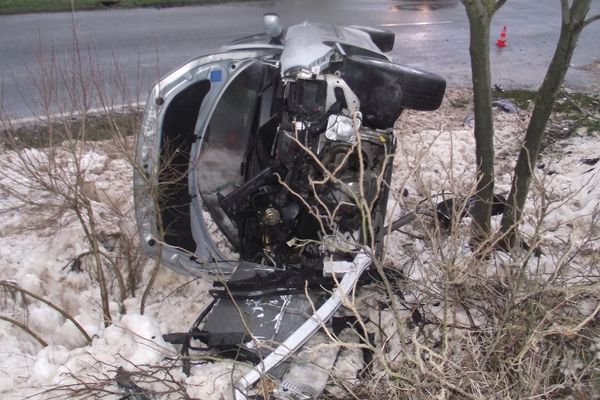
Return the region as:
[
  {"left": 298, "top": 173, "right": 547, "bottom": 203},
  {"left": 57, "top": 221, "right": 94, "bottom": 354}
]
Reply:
[{"left": 339, "top": 55, "right": 446, "bottom": 128}]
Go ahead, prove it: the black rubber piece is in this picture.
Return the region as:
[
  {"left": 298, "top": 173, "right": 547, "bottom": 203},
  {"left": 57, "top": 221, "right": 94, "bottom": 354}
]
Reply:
[
  {"left": 377, "top": 212, "right": 416, "bottom": 241},
  {"left": 339, "top": 55, "right": 446, "bottom": 129}
]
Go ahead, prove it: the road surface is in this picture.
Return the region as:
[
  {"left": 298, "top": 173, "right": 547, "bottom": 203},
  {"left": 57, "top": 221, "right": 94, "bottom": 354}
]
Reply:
[{"left": 1, "top": 0, "right": 599, "bottom": 120}]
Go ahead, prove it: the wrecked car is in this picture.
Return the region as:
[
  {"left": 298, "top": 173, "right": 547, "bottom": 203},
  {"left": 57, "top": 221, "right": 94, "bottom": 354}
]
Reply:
[{"left": 134, "top": 14, "right": 445, "bottom": 399}]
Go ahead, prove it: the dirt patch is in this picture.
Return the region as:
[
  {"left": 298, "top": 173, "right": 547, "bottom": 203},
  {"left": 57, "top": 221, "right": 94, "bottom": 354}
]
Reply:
[
  {"left": 575, "top": 59, "right": 600, "bottom": 73},
  {"left": 1, "top": 111, "right": 142, "bottom": 149}
]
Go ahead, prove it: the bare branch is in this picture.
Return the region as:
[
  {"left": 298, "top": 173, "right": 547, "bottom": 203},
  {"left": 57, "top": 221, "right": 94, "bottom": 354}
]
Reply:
[
  {"left": 0, "top": 315, "right": 48, "bottom": 347},
  {"left": 0, "top": 281, "right": 92, "bottom": 344},
  {"left": 561, "top": 0, "right": 571, "bottom": 24},
  {"left": 494, "top": 0, "right": 509, "bottom": 13},
  {"left": 584, "top": 14, "right": 600, "bottom": 27}
]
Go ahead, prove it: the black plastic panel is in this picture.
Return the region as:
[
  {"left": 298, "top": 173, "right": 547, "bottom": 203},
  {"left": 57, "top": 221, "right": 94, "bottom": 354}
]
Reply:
[{"left": 339, "top": 55, "right": 446, "bottom": 128}]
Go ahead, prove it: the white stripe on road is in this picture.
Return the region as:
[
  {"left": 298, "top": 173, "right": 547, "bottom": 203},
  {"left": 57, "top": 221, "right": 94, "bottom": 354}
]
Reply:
[{"left": 380, "top": 21, "right": 453, "bottom": 27}]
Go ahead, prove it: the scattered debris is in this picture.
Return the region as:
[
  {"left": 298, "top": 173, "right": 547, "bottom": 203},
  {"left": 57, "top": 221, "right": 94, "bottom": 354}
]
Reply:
[
  {"left": 492, "top": 98, "right": 519, "bottom": 113},
  {"left": 463, "top": 113, "right": 474, "bottom": 127},
  {"left": 582, "top": 157, "right": 599, "bottom": 165},
  {"left": 115, "top": 367, "right": 153, "bottom": 400}
]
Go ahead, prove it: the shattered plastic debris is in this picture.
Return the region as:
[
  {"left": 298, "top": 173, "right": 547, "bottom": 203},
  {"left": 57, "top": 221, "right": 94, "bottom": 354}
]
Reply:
[
  {"left": 582, "top": 157, "right": 599, "bottom": 166},
  {"left": 463, "top": 113, "right": 474, "bottom": 127},
  {"left": 492, "top": 98, "right": 519, "bottom": 113}
]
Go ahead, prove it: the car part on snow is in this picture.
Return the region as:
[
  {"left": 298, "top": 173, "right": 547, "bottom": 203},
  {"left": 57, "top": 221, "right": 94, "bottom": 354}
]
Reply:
[
  {"left": 136, "top": 16, "right": 446, "bottom": 399},
  {"left": 115, "top": 367, "right": 153, "bottom": 400},
  {"left": 163, "top": 252, "right": 372, "bottom": 397},
  {"left": 492, "top": 98, "right": 519, "bottom": 113},
  {"left": 435, "top": 194, "right": 507, "bottom": 230},
  {"left": 233, "top": 252, "right": 372, "bottom": 400},
  {"left": 582, "top": 157, "right": 599, "bottom": 166},
  {"left": 463, "top": 112, "right": 475, "bottom": 127},
  {"left": 377, "top": 211, "right": 417, "bottom": 241}
]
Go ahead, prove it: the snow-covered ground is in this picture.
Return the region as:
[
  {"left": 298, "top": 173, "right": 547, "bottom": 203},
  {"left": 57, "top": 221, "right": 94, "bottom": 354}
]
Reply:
[{"left": 1, "top": 90, "right": 598, "bottom": 398}]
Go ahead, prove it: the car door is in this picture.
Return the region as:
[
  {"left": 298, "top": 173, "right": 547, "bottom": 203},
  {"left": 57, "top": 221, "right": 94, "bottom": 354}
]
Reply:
[{"left": 134, "top": 48, "right": 281, "bottom": 276}]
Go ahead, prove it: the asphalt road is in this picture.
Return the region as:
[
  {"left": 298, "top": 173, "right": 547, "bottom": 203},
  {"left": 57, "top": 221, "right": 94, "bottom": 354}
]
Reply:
[{"left": 1, "top": 0, "right": 599, "bottom": 120}]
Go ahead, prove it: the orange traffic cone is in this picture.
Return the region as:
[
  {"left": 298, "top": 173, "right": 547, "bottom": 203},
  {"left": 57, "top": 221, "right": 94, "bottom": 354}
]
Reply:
[{"left": 496, "top": 25, "right": 507, "bottom": 47}]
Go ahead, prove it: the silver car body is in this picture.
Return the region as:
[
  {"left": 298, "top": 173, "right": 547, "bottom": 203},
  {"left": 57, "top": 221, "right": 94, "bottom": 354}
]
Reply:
[{"left": 134, "top": 16, "right": 445, "bottom": 399}]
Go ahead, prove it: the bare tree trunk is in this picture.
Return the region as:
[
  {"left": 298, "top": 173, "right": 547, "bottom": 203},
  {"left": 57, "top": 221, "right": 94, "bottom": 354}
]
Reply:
[
  {"left": 462, "top": 0, "right": 507, "bottom": 244},
  {"left": 468, "top": 17, "right": 494, "bottom": 243},
  {"left": 500, "top": 0, "right": 597, "bottom": 246}
]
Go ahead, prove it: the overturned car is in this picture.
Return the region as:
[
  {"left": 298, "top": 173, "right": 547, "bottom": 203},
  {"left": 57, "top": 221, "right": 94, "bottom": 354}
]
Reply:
[{"left": 134, "top": 15, "right": 445, "bottom": 399}]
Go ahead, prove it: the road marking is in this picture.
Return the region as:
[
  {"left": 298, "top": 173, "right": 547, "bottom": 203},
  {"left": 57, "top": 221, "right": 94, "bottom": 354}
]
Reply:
[{"left": 380, "top": 21, "right": 453, "bottom": 27}]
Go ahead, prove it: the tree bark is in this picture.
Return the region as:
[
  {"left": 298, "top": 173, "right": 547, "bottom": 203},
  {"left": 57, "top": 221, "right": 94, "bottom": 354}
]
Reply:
[
  {"left": 463, "top": 0, "right": 498, "bottom": 244},
  {"left": 500, "top": 0, "right": 594, "bottom": 246}
]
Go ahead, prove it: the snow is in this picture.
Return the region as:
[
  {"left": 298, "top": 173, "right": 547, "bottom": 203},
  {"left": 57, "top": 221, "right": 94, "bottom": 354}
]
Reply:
[{"left": 0, "top": 90, "right": 599, "bottom": 398}]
